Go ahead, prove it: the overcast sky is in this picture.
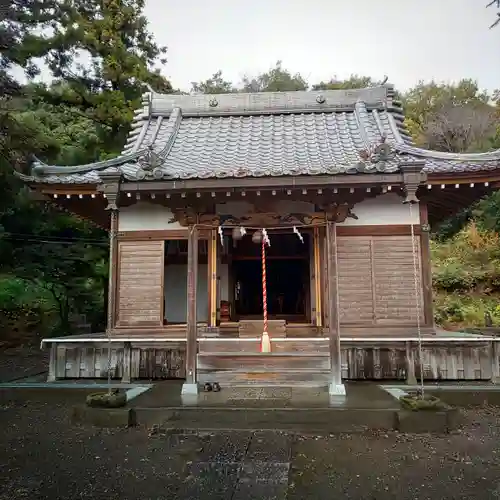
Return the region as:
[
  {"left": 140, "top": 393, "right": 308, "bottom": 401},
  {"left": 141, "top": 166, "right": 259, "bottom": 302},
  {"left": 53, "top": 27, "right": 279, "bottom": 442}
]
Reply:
[{"left": 145, "top": 0, "right": 500, "bottom": 92}]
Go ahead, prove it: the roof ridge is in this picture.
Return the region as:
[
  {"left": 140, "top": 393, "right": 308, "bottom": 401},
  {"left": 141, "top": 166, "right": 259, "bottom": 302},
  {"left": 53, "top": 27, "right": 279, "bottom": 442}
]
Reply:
[
  {"left": 121, "top": 92, "right": 152, "bottom": 155},
  {"left": 395, "top": 143, "right": 500, "bottom": 161},
  {"left": 147, "top": 86, "right": 391, "bottom": 117}
]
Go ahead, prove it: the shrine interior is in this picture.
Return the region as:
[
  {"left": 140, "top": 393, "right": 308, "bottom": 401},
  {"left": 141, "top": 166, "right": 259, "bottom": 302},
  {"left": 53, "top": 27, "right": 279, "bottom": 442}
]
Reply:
[{"left": 231, "top": 232, "right": 311, "bottom": 322}]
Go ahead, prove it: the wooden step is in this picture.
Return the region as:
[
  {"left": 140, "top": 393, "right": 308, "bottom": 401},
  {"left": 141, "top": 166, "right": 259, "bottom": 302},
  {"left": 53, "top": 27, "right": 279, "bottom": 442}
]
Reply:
[
  {"left": 239, "top": 320, "right": 286, "bottom": 338},
  {"left": 197, "top": 369, "right": 330, "bottom": 386},
  {"left": 286, "top": 324, "right": 321, "bottom": 337},
  {"left": 219, "top": 323, "right": 239, "bottom": 337},
  {"left": 197, "top": 353, "right": 330, "bottom": 371},
  {"left": 198, "top": 339, "right": 329, "bottom": 354}
]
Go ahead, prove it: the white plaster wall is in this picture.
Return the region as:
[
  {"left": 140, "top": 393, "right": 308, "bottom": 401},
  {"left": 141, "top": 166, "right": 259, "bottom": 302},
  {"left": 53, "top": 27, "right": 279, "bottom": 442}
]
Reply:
[
  {"left": 339, "top": 193, "right": 419, "bottom": 226},
  {"left": 216, "top": 200, "right": 315, "bottom": 215},
  {"left": 164, "top": 264, "right": 208, "bottom": 323},
  {"left": 119, "top": 202, "right": 185, "bottom": 231}
]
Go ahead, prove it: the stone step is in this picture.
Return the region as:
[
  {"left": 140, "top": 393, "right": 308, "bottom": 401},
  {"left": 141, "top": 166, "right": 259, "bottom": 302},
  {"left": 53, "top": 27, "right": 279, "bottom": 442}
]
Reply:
[{"left": 139, "top": 407, "right": 397, "bottom": 433}]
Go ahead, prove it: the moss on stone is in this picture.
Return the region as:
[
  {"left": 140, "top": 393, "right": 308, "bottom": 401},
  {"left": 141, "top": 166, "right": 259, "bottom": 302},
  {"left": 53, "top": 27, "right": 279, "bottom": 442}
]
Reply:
[
  {"left": 86, "top": 391, "right": 127, "bottom": 408},
  {"left": 399, "top": 393, "right": 448, "bottom": 412}
]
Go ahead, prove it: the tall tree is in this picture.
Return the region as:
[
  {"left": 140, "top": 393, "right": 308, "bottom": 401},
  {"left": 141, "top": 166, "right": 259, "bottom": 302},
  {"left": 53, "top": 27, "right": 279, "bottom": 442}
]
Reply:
[
  {"left": 402, "top": 80, "right": 493, "bottom": 150},
  {"left": 241, "top": 61, "right": 308, "bottom": 92},
  {"left": 312, "top": 75, "right": 378, "bottom": 91},
  {"left": 27, "top": 0, "right": 173, "bottom": 152},
  {"left": 191, "top": 70, "right": 237, "bottom": 94},
  {"left": 419, "top": 102, "right": 496, "bottom": 153},
  {"left": 487, "top": 0, "right": 500, "bottom": 28}
]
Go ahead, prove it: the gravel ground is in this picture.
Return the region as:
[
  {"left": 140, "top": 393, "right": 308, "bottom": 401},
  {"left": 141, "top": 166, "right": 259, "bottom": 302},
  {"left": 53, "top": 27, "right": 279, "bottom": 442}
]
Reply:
[
  {"left": 1, "top": 388, "right": 500, "bottom": 499},
  {"left": 0, "top": 346, "right": 48, "bottom": 382}
]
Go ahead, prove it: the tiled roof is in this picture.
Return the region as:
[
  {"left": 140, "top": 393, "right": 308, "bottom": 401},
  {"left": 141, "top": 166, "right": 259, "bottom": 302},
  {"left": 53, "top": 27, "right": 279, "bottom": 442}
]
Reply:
[{"left": 16, "top": 86, "right": 500, "bottom": 185}]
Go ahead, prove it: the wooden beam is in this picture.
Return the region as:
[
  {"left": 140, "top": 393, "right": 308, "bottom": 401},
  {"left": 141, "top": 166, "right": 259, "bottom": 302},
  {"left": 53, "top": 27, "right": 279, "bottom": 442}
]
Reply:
[
  {"left": 117, "top": 229, "right": 210, "bottom": 240},
  {"left": 122, "top": 173, "right": 405, "bottom": 192},
  {"left": 39, "top": 185, "right": 100, "bottom": 194},
  {"left": 183, "top": 225, "right": 199, "bottom": 393},
  {"left": 337, "top": 225, "right": 422, "bottom": 236},
  {"left": 427, "top": 172, "right": 500, "bottom": 184}
]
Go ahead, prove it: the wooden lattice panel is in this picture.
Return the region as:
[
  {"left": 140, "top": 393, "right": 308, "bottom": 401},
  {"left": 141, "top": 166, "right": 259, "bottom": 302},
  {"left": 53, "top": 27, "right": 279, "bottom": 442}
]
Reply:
[
  {"left": 116, "top": 240, "right": 164, "bottom": 327},
  {"left": 337, "top": 235, "right": 424, "bottom": 326},
  {"left": 337, "top": 237, "right": 374, "bottom": 324}
]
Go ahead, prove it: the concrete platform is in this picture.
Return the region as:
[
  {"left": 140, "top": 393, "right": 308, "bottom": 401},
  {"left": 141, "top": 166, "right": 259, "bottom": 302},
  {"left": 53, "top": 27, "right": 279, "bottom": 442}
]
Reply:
[
  {"left": 129, "top": 380, "right": 397, "bottom": 409},
  {"left": 124, "top": 381, "right": 400, "bottom": 432},
  {"left": 61, "top": 380, "right": 459, "bottom": 433}
]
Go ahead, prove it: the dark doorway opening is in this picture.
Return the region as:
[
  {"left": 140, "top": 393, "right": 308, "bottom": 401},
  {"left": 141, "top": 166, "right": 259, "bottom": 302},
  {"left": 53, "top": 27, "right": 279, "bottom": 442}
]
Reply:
[{"left": 231, "top": 232, "right": 310, "bottom": 322}]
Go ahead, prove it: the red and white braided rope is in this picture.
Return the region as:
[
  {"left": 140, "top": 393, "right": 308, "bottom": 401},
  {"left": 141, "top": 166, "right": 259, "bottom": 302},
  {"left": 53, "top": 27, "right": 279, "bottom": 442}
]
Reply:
[{"left": 261, "top": 238, "right": 268, "bottom": 334}]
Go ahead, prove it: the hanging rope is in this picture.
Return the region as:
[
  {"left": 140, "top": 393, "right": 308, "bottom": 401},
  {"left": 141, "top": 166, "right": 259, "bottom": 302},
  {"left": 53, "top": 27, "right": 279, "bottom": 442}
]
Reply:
[
  {"left": 261, "top": 238, "right": 268, "bottom": 336},
  {"left": 106, "top": 209, "right": 118, "bottom": 395},
  {"left": 198, "top": 221, "right": 328, "bottom": 231},
  {"left": 408, "top": 203, "right": 425, "bottom": 398}
]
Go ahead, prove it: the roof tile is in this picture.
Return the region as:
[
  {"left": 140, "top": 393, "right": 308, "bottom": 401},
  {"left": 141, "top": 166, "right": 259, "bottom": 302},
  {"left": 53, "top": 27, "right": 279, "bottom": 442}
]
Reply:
[{"left": 19, "top": 86, "right": 500, "bottom": 184}]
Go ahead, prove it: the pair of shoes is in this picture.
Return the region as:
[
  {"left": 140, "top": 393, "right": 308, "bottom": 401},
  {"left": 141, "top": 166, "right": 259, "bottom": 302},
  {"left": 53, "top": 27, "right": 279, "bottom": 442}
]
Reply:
[{"left": 203, "top": 382, "right": 221, "bottom": 392}]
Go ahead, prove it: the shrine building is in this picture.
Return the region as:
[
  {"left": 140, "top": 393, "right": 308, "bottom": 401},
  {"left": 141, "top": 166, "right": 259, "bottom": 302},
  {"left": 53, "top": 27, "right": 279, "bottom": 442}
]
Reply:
[{"left": 16, "top": 85, "right": 500, "bottom": 393}]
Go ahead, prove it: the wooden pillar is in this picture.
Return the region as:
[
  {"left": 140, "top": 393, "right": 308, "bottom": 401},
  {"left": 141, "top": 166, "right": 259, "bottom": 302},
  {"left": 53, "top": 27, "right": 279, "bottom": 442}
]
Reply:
[
  {"left": 182, "top": 225, "right": 199, "bottom": 395},
  {"left": 419, "top": 202, "right": 434, "bottom": 328},
  {"left": 121, "top": 342, "right": 132, "bottom": 383},
  {"left": 313, "top": 227, "right": 322, "bottom": 328},
  {"left": 321, "top": 227, "right": 329, "bottom": 330},
  {"left": 108, "top": 209, "right": 119, "bottom": 329},
  {"left": 326, "top": 221, "right": 345, "bottom": 396},
  {"left": 207, "top": 229, "right": 218, "bottom": 327},
  {"left": 47, "top": 344, "right": 57, "bottom": 382},
  {"left": 98, "top": 171, "right": 122, "bottom": 332},
  {"left": 405, "top": 341, "right": 417, "bottom": 385}
]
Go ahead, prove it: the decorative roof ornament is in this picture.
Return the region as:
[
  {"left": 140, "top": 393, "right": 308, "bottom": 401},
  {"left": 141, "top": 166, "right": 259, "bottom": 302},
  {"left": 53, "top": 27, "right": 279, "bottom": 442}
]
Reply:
[
  {"left": 316, "top": 95, "right": 326, "bottom": 104},
  {"left": 142, "top": 82, "right": 155, "bottom": 93},
  {"left": 209, "top": 98, "right": 219, "bottom": 107},
  {"left": 137, "top": 145, "right": 162, "bottom": 171},
  {"left": 358, "top": 135, "right": 395, "bottom": 165}
]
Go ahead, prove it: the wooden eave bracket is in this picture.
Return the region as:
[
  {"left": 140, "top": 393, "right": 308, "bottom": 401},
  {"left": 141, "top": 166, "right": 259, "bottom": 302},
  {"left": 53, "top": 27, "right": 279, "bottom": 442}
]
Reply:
[
  {"left": 97, "top": 170, "right": 123, "bottom": 210},
  {"left": 400, "top": 162, "right": 427, "bottom": 204}
]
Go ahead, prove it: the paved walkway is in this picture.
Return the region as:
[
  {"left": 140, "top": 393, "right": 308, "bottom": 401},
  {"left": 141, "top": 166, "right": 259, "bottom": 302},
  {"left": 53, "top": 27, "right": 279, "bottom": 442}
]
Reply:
[{"left": 1, "top": 388, "right": 500, "bottom": 499}]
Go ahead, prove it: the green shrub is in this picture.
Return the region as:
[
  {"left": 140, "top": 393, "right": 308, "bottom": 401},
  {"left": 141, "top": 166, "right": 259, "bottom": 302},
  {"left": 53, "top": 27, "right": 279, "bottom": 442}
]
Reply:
[{"left": 432, "top": 223, "right": 500, "bottom": 329}]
